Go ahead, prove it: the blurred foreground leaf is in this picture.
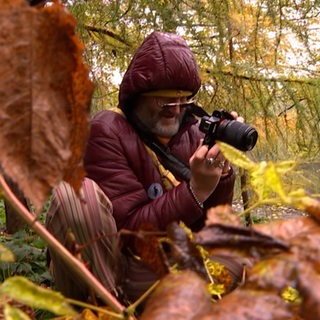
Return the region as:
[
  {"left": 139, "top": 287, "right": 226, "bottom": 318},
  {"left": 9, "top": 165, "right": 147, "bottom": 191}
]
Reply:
[
  {"left": 3, "top": 303, "right": 31, "bottom": 320},
  {"left": 0, "top": 0, "right": 93, "bottom": 212},
  {"left": 140, "top": 270, "right": 213, "bottom": 320},
  {"left": 218, "top": 142, "right": 320, "bottom": 220},
  {"left": 0, "top": 276, "right": 76, "bottom": 316},
  {"left": 0, "top": 244, "right": 15, "bottom": 262}
]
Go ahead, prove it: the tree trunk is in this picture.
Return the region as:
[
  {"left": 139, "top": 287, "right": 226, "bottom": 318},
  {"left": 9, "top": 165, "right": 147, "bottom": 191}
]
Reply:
[
  {"left": 3, "top": 174, "right": 28, "bottom": 233},
  {"left": 240, "top": 168, "right": 251, "bottom": 227}
]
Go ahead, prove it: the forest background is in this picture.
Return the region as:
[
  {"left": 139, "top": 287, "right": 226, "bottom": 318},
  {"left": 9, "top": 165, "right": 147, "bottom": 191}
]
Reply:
[{"left": 66, "top": 0, "right": 320, "bottom": 198}]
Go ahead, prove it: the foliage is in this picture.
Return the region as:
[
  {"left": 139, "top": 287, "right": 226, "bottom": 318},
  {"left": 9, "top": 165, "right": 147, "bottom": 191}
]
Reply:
[
  {"left": 0, "top": 200, "right": 5, "bottom": 226},
  {"left": 0, "top": 1, "right": 320, "bottom": 319},
  {"left": 0, "top": 277, "right": 76, "bottom": 317},
  {"left": 65, "top": 0, "right": 320, "bottom": 163},
  {"left": 0, "top": 0, "right": 94, "bottom": 213},
  {"left": 0, "top": 230, "right": 51, "bottom": 285},
  {"left": 219, "top": 141, "right": 320, "bottom": 215}
]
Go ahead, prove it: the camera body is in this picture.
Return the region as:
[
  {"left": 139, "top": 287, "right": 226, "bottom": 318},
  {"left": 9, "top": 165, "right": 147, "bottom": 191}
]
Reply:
[{"left": 199, "top": 110, "right": 258, "bottom": 151}]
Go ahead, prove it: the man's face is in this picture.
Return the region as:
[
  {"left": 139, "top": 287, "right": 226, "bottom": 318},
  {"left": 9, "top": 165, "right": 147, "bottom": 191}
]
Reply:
[{"left": 133, "top": 96, "right": 190, "bottom": 138}]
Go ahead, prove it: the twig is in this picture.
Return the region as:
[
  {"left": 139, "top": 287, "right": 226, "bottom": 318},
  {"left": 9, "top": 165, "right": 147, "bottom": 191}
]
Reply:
[{"left": 127, "top": 280, "right": 159, "bottom": 315}]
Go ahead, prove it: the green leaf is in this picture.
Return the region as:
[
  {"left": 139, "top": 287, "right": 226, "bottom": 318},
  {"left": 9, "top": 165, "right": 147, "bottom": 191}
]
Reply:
[
  {"left": 0, "top": 277, "right": 77, "bottom": 316},
  {"left": 3, "top": 304, "right": 32, "bottom": 320},
  {"left": 217, "top": 142, "right": 256, "bottom": 170},
  {"left": 0, "top": 244, "right": 15, "bottom": 262}
]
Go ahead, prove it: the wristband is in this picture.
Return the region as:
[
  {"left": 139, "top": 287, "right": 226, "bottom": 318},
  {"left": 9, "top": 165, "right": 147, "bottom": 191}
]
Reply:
[{"left": 188, "top": 184, "right": 204, "bottom": 209}]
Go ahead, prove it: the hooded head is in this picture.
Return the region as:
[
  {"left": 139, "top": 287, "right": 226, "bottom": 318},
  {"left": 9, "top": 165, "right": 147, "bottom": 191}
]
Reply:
[{"left": 118, "top": 31, "right": 201, "bottom": 112}]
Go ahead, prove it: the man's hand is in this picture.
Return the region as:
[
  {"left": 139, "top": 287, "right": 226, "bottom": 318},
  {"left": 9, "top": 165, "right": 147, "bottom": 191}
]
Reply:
[
  {"left": 189, "top": 111, "right": 242, "bottom": 203},
  {"left": 189, "top": 142, "right": 227, "bottom": 203}
]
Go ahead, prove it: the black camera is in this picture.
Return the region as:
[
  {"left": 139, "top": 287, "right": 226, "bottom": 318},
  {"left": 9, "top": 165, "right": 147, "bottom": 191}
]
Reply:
[{"left": 199, "top": 110, "right": 258, "bottom": 151}]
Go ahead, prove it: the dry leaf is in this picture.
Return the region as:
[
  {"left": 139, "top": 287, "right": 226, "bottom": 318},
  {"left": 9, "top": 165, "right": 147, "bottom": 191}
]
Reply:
[
  {"left": 207, "top": 289, "right": 295, "bottom": 320},
  {"left": 297, "top": 262, "right": 320, "bottom": 320},
  {"left": 140, "top": 270, "right": 213, "bottom": 320},
  {"left": 134, "top": 224, "right": 170, "bottom": 277},
  {"left": 206, "top": 205, "right": 243, "bottom": 227},
  {"left": 0, "top": 0, "right": 94, "bottom": 212}
]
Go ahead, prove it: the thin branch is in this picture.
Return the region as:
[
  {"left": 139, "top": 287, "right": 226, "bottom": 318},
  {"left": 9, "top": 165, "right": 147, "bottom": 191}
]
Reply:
[
  {"left": 211, "top": 70, "right": 319, "bottom": 85},
  {"left": 84, "top": 25, "right": 132, "bottom": 47}
]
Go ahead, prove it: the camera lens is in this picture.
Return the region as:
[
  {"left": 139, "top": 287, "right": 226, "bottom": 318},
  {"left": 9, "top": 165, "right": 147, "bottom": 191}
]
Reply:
[{"left": 217, "top": 120, "right": 258, "bottom": 151}]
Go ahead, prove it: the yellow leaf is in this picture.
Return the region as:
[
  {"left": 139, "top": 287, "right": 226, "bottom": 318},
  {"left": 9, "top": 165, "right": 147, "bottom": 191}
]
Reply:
[
  {"left": 0, "top": 244, "right": 15, "bottom": 262},
  {"left": 273, "top": 161, "right": 296, "bottom": 174},
  {"left": 250, "top": 161, "right": 287, "bottom": 201},
  {"left": 281, "top": 286, "right": 301, "bottom": 304},
  {"left": 0, "top": 277, "right": 76, "bottom": 316},
  {"left": 217, "top": 142, "right": 256, "bottom": 170},
  {"left": 4, "top": 304, "right": 31, "bottom": 320},
  {"left": 82, "top": 308, "right": 98, "bottom": 320}
]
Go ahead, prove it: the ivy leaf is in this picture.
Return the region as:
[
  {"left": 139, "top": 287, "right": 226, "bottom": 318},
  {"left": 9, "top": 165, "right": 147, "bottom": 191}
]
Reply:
[
  {"left": 0, "top": 276, "right": 77, "bottom": 316},
  {"left": 0, "top": 1, "right": 94, "bottom": 212}
]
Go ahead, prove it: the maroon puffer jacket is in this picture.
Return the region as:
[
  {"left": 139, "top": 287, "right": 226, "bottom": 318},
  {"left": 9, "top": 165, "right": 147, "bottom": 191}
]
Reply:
[
  {"left": 84, "top": 110, "right": 235, "bottom": 232},
  {"left": 84, "top": 31, "right": 235, "bottom": 233},
  {"left": 119, "top": 31, "right": 201, "bottom": 111}
]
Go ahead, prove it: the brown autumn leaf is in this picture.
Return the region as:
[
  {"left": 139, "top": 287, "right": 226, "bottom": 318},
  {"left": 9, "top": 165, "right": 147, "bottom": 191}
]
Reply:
[
  {"left": 194, "top": 223, "right": 289, "bottom": 251},
  {"left": 296, "top": 262, "right": 320, "bottom": 320},
  {"left": 253, "top": 216, "right": 318, "bottom": 242},
  {"left": 140, "top": 270, "right": 213, "bottom": 320},
  {"left": 245, "top": 255, "right": 298, "bottom": 293},
  {"left": 166, "top": 222, "right": 208, "bottom": 279},
  {"left": 206, "top": 205, "right": 243, "bottom": 227},
  {"left": 253, "top": 216, "right": 320, "bottom": 266},
  {"left": 138, "top": 214, "right": 320, "bottom": 319},
  {"left": 225, "top": 217, "right": 320, "bottom": 319},
  {"left": 134, "top": 224, "right": 170, "bottom": 277},
  {"left": 0, "top": 0, "right": 94, "bottom": 212},
  {"left": 205, "top": 289, "right": 297, "bottom": 320},
  {"left": 298, "top": 196, "right": 320, "bottom": 224}
]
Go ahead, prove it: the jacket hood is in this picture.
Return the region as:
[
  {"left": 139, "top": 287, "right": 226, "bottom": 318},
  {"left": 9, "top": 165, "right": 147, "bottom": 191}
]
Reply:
[{"left": 118, "top": 31, "right": 201, "bottom": 111}]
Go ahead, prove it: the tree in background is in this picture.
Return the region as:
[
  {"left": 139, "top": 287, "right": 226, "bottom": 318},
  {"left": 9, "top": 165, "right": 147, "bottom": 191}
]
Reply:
[{"left": 59, "top": 0, "right": 320, "bottom": 204}]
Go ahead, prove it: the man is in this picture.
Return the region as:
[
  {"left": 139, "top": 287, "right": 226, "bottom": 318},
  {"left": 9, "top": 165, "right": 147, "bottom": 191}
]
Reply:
[{"left": 46, "top": 31, "right": 240, "bottom": 304}]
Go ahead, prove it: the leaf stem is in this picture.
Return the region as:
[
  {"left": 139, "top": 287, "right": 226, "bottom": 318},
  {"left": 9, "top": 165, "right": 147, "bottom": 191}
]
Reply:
[{"left": 126, "top": 280, "right": 159, "bottom": 315}]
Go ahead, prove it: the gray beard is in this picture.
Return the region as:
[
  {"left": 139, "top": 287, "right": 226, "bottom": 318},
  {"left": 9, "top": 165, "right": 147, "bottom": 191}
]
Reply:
[{"left": 134, "top": 109, "right": 185, "bottom": 138}]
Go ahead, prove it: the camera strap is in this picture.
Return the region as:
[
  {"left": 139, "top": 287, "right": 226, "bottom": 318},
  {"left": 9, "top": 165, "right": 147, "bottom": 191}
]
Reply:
[
  {"left": 144, "top": 145, "right": 181, "bottom": 190},
  {"left": 145, "top": 103, "right": 211, "bottom": 182},
  {"left": 148, "top": 141, "right": 191, "bottom": 182},
  {"left": 113, "top": 104, "right": 209, "bottom": 184},
  {"left": 189, "top": 103, "right": 210, "bottom": 118}
]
